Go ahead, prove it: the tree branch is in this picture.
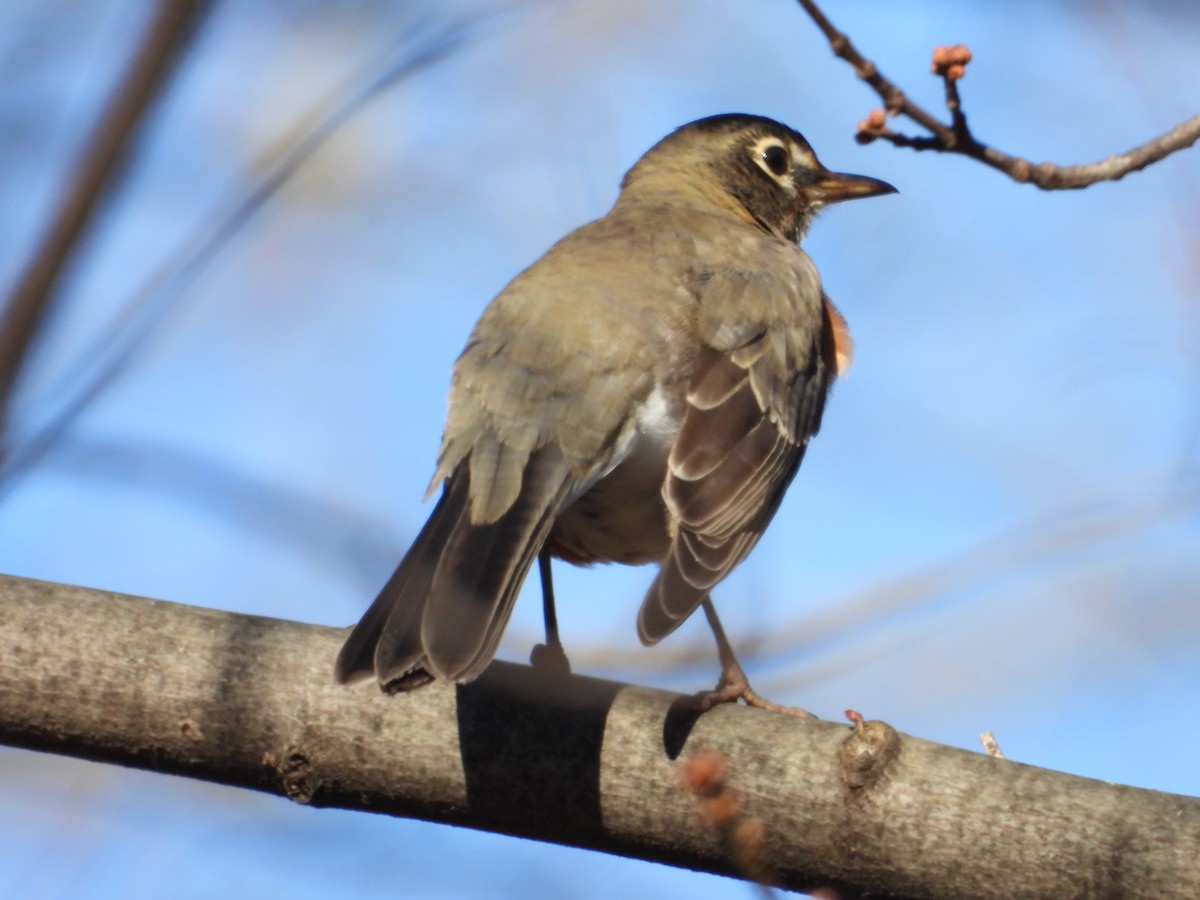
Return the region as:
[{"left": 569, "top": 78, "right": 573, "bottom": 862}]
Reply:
[
  {"left": 794, "top": 0, "right": 1200, "bottom": 189},
  {"left": 1, "top": 574, "right": 1198, "bottom": 897}
]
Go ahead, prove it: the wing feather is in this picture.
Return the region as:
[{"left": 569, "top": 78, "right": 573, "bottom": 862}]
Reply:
[{"left": 638, "top": 271, "right": 838, "bottom": 646}]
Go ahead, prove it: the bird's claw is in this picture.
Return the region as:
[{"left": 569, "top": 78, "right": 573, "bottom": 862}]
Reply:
[
  {"left": 530, "top": 641, "right": 572, "bottom": 677},
  {"left": 694, "top": 660, "right": 811, "bottom": 718}
]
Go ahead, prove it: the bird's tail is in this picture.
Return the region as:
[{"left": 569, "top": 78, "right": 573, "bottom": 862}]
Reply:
[{"left": 334, "top": 444, "right": 572, "bottom": 688}]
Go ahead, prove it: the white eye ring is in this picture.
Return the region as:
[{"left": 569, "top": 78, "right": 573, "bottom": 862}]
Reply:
[{"left": 759, "top": 142, "right": 790, "bottom": 177}]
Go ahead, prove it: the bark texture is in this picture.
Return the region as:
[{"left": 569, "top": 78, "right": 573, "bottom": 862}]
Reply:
[{"left": 1, "top": 574, "right": 1197, "bottom": 898}]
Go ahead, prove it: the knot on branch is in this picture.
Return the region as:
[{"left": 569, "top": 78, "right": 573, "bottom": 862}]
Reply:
[
  {"left": 1010, "top": 158, "right": 1034, "bottom": 183},
  {"left": 839, "top": 709, "right": 900, "bottom": 791},
  {"left": 931, "top": 44, "right": 972, "bottom": 80},
  {"left": 267, "top": 744, "right": 319, "bottom": 804},
  {"left": 856, "top": 59, "right": 878, "bottom": 81},
  {"left": 882, "top": 88, "right": 906, "bottom": 116}
]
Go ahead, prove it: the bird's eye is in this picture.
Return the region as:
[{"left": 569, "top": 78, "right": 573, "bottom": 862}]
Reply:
[{"left": 761, "top": 144, "right": 789, "bottom": 176}]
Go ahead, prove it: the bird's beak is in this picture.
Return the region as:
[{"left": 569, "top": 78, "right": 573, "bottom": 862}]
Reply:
[{"left": 806, "top": 170, "right": 897, "bottom": 205}]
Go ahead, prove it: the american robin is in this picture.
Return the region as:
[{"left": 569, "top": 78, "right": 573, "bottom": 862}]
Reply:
[{"left": 335, "top": 114, "right": 895, "bottom": 711}]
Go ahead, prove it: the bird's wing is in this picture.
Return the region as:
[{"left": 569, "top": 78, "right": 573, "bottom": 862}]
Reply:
[{"left": 637, "top": 264, "right": 838, "bottom": 644}]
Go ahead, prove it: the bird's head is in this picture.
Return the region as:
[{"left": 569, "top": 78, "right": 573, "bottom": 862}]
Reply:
[{"left": 620, "top": 113, "right": 897, "bottom": 243}]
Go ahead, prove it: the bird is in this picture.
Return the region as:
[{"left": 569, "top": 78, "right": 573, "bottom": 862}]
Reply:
[{"left": 335, "top": 113, "right": 895, "bottom": 711}]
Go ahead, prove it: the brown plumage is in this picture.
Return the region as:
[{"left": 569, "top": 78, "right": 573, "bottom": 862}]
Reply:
[{"left": 335, "top": 114, "right": 895, "bottom": 695}]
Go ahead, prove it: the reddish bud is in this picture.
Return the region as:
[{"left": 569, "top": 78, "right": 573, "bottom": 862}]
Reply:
[{"left": 931, "top": 43, "right": 973, "bottom": 79}]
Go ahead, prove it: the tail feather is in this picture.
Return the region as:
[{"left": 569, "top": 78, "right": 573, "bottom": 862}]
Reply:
[
  {"left": 334, "top": 471, "right": 470, "bottom": 685},
  {"left": 335, "top": 444, "right": 572, "bottom": 689},
  {"left": 422, "top": 444, "right": 572, "bottom": 681}
]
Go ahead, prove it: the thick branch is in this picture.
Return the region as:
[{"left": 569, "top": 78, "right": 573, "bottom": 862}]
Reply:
[
  {"left": 794, "top": 0, "right": 1200, "bottom": 189},
  {"left": 0, "top": 1, "right": 210, "bottom": 443},
  {"left": 1, "top": 573, "right": 1197, "bottom": 897}
]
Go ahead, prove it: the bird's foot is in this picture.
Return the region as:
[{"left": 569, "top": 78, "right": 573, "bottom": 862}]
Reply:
[
  {"left": 530, "top": 641, "right": 572, "bottom": 677},
  {"left": 695, "top": 659, "right": 811, "bottom": 717}
]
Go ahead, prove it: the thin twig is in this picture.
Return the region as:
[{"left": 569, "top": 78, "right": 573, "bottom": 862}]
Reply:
[
  {"left": 794, "top": 0, "right": 1200, "bottom": 189},
  {"left": 0, "top": 1, "right": 211, "bottom": 448},
  {"left": 980, "top": 731, "right": 1005, "bottom": 759}
]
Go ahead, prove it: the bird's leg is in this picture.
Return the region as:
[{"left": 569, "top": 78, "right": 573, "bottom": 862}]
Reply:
[
  {"left": 529, "top": 549, "right": 572, "bottom": 676},
  {"left": 695, "top": 598, "right": 810, "bottom": 717}
]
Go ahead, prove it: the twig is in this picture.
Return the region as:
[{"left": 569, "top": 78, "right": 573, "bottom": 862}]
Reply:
[
  {"left": 980, "top": 731, "right": 1005, "bottom": 759},
  {"left": 794, "top": 0, "right": 1200, "bottom": 190},
  {"left": 0, "top": 1, "right": 211, "bottom": 448}
]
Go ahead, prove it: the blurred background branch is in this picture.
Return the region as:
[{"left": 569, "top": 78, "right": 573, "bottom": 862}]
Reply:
[
  {"left": 0, "top": 0, "right": 210, "bottom": 454},
  {"left": 0, "top": 7, "right": 512, "bottom": 494}
]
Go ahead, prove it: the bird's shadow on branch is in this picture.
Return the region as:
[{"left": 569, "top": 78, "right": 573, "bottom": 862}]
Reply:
[{"left": 455, "top": 663, "right": 703, "bottom": 837}]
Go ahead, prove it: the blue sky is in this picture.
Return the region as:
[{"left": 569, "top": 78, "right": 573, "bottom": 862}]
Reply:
[{"left": 1, "top": 1, "right": 1198, "bottom": 897}]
